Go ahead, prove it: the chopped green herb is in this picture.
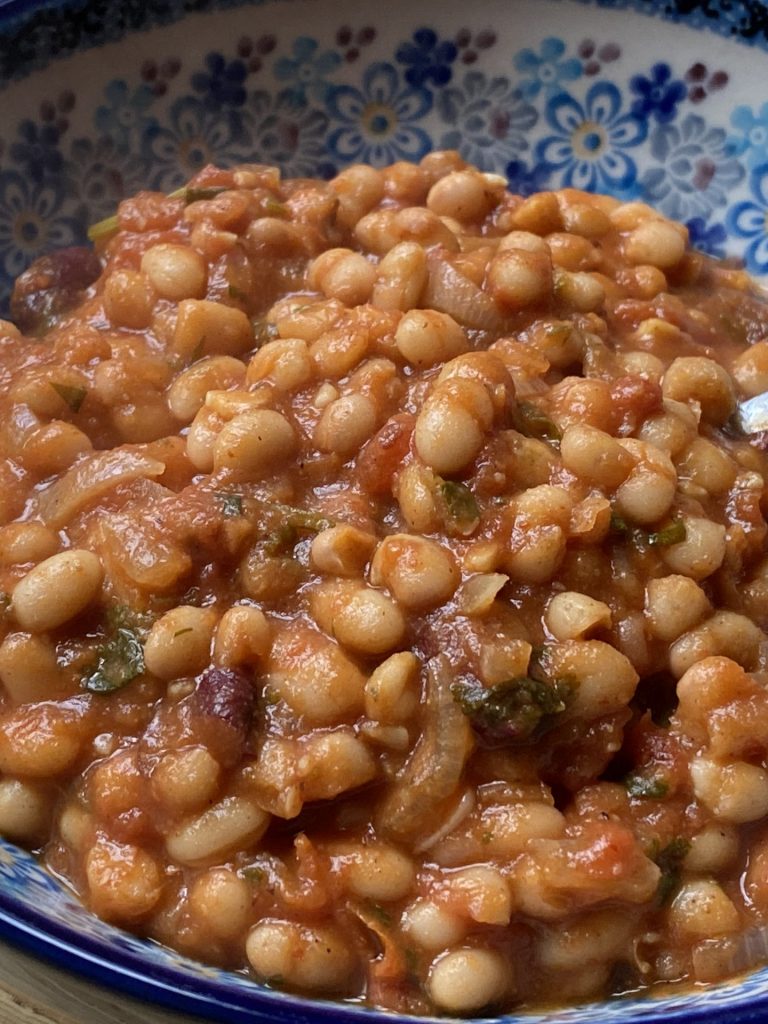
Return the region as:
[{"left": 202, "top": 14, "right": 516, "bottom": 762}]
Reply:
[
  {"left": 625, "top": 773, "right": 669, "bottom": 800},
  {"left": 652, "top": 837, "right": 691, "bottom": 905},
  {"left": 81, "top": 606, "right": 150, "bottom": 694},
  {"left": 253, "top": 318, "right": 280, "bottom": 344},
  {"left": 87, "top": 214, "right": 119, "bottom": 244},
  {"left": 242, "top": 866, "right": 265, "bottom": 883},
  {"left": 269, "top": 502, "right": 334, "bottom": 534},
  {"left": 264, "top": 198, "right": 288, "bottom": 218},
  {"left": 610, "top": 513, "right": 631, "bottom": 536},
  {"left": 173, "top": 627, "right": 193, "bottom": 639},
  {"left": 263, "top": 686, "right": 280, "bottom": 706},
  {"left": 264, "top": 522, "right": 299, "bottom": 557},
  {"left": 214, "top": 492, "right": 244, "bottom": 518},
  {"left": 481, "top": 831, "right": 495, "bottom": 844},
  {"left": 648, "top": 520, "right": 687, "bottom": 547},
  {"left": 452, "top": 675, "right": 573, "bottom": 744},
  {"left": 228, "top": 283, "right": 249, "bottom": 303},
  {"left": 438, "top": 479, "right": 480, "bottom": 536},
  {"left": 514, "top": 400, "right": 561, "bottom": 443},
  {"left": 183, "top": 186, "right": 230, "bottom": 203},
  {"left": 611, "top": 513, "right": 686, "bottom": 549},
  {"left": 50, "top": 382, "right": 86, "bottom": 412}
]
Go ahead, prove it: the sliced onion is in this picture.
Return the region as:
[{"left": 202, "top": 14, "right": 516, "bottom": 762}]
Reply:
[
  {"left": 413, "top": 788, "right": 476, "bottom": 854},
  {"left": 37, "top": 448, "right": 165, "bottom": 528},
  {"left": 692, "top": 926, "right": 768, "bottom": 983},
  {"left": 348, "top": 901, "right": 406, "bottom": 982},
  {"left": 376, "top": 654, "right": 473, "bottom": 842},
  {"left": 423, "top": 252, "right": 504, "bottom": 332}
]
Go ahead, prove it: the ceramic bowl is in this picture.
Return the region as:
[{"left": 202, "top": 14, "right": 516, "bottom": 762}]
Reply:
[{"left": 1, "top": 0, "right": 768, "bottom": 1021}]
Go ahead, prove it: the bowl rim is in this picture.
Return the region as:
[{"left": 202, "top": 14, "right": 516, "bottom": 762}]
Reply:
[
  {"left": 0, "top": 842, "right": 765, "bottom": 1024},
  {"left": 0, "top": 2, "right": 767, "bottom": 1022}
]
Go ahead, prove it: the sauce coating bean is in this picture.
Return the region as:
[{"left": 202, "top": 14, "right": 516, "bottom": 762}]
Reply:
[{"left": 2, "top": 155, "right": 768, "bottom": 1019}]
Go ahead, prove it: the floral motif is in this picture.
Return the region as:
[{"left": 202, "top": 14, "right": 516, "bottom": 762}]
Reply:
[
  {"left": 630, "top": 63, "right": 687, "bottom": 124},
  {"left": 684, "top": 61, "right": 728, "bottom": 104},
  {"left": 274, "top": 37, "right": 341, "bottom": 103},
  {"left": 579, "top": 39, "right": 621, "bottom": 77},
  {"left": 141, "top": 57, "right": 182, "bottom": 99},
  {"left": 334, "top": 26, "right": 377, "bottom": 65},
  {"left": 0, "top": 171, "right": 82, "bottom": 278},
  {"left": 395, "top": 28, "right": 457, "bottom": 88},
  {"left": 535, "top": 81, "right": 647, "bottom": 193},
  {"left": 506, "top": 158, "right": 552, "bottom": 197},
  {"left": 8, "top": 120, "right": 64, "bottom": 184},
  {"left": 728, "top": 163, "right": 768, "bottom": 274},
  {"left": 66, "top": 136, "right": 149, "bottom": 213},
  {"left": 729, "top": 102, "right": 768, "bottom": 170},
  {"left": 326, "top": 63, "right": 431, "bottom": 165},
  {"left": 686, "top": 215, "right": 728, "bottom": 259},
  {"left": 245, "top": 91, "right": 335, "bottom": 179},
  {"left": 142, "top": 97, "right": 246, "bottom": 192},
  {"left": 191, "top": 52, "right": 248, "bottom": 109},
  {"left": 453, "top": 27, "right": 497, "bottom": 67},
  {"left": 640, "top": 113, "right": 745, "bottom": 221},
  {"left": 437, "top": 72, "right": 537, "bottom": 172},
  {"left": 236, "top": 34, "right": 278, "bottom": 74},
  {"left": 94, "top": 80, "right": 157, "bottom": 154},
  {"left": 513, "top": 37, "right": 581, "bottom": 100}
]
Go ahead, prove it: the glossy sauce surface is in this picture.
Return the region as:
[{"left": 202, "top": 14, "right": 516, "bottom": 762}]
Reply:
[{"left": 0, "top": 154, "right": 767, "bottom": 1015}]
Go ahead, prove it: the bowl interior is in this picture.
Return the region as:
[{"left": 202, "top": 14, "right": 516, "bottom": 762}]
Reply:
[{"left": 0, "top": 0, "right": 766, "bottom": 312}]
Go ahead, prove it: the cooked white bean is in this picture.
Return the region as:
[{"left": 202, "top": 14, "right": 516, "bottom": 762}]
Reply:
[{"left": 12, "top": 550, "right": 102, "bottom": 632}]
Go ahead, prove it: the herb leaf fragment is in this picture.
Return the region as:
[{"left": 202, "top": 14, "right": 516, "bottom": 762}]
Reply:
[
  {"left": 624, "top": 772, "right": 669, "bottom": 800},
  {"left": 81, "top": 606, "right": 150, "bottom": 694},
  {"left": 50, "top": 381, "right": 87, "bottom": 412},
  {"left": 651, "top": 836, "right": 691, "bottom": 905},
  {"left": 451, "top": 675, "right": 573, "bottom": 744},
  {"left": 514, "top": 400, "right": 562, "bottom": 444},
  {"left": 214, "top": 491, "right": 244, "bottom": 518},
  {"left": 610, "top": 514, "right": 686, "bottom": 549},
  {"left": 438, "top": 479, "right": 480, "bottom": 535}
]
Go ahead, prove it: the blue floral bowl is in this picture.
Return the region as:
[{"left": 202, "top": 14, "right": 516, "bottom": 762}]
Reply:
[{"left": 2, "top": 0, "right": 768, "bottom": 1021}]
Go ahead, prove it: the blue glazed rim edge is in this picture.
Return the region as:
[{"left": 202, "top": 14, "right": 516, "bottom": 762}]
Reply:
[
  {"left": 0, "top": 0, "right": 767, "bottom": 90},
  {"left": 0, "top": 884, "right": 360, "bottom": 1024},
  {"left": 1, "top": 866, "right": 768, "bottom": 1024}
]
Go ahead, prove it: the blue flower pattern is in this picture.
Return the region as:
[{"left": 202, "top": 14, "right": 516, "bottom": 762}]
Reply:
[
  {"left": 686, "top": 215, "right": 728, "bottom": 259},
  {"left": 630, "top": 63, "right": 687, "bottom": 124},
  {"left": 0, "top": 171, "right": 82, "bottom": 278},
  {"left": 143, "top": 97, "right": 246, "bottom": 192},
  {"left": 245, "top": 90, "right": 335, "bottom": 179},
  {"left": 728, "top": 164, "right": 768, "bottom": 274},
  {"left": 9, "top": 120, "right": 64, "bottom": 184},
  {"left": 640, "top": 113, "right": 745, "bottom": 222},
  {"left": 327, "top": 63, "right": 432, "bottom": 165},
  {"left": 728, "top": 102, "right": 768, "bottom": 170},
  {"left": 94, "top": 80, "right": 157, "bottom": 153},
  {"left": 536, "top": 81, "right": 647, "bottom": 193},
  {"left": 513, "top": 38, "right": 582, "bottom": 100},
  {"left": 0, "top": 20, "right": 765, "bottom": 308},
  {"left": 191, "top": 53, "right": 248, "bottom": 109},
  {"left": 395, "top": 28, "right": 457, "bottom": 88},
  {"left": 274, "top": 37, "right": 341, "bottom": 103},
  {"left": 437, "top": 72, "right": 537, "bottom": 172}
]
